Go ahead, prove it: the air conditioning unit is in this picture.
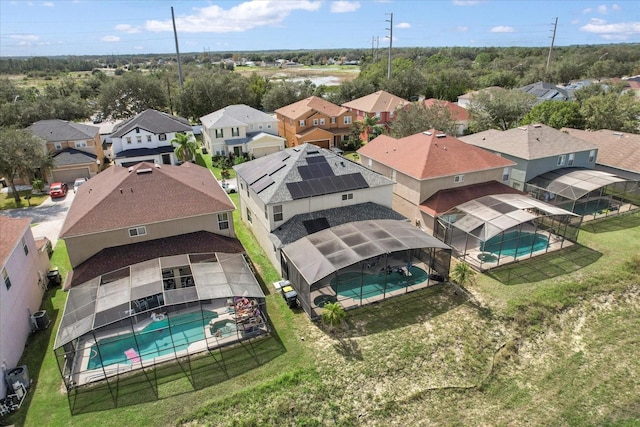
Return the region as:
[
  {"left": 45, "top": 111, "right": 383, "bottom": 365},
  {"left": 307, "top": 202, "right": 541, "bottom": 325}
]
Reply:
[
  {"left": 4, "top": 365, "right": 30, "bottom": 392},
  {"left": 415, "top": 218, "right": 421, "bottom": 227},
  {"left": 30, "top": 310, "right": 49, "bottom": 331}
]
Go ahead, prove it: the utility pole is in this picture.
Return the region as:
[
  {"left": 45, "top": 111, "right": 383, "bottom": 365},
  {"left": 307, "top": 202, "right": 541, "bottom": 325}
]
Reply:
[
  {"left": 546, "top": 17, "right": 558, "bottom": 74},
  {"left": 171, "top": 7, "right": 184, "bottom": 87},
  {"left": 385, "top": 13, "right": 393, "bottom": 79}
]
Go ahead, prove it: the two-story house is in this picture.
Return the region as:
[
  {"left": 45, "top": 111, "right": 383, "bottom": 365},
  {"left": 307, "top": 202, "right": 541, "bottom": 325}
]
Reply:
[
  {"left": 422, "top": 99, "right": 471, "bottom": 136},
  {"left": 109, "top": 109, "right": 193, "bottom": 167},
  {"left": 275, "top": 96, "right": 355, "bottom": 149},
  {"left": 0, "top": 216, "right": 50, "bottom": 399},
  {"left": 342, "top": 90, "right": 408, "bottom": 141},
  {"left": 200, "top": 104, "right": 285, "bottom": 158},
  {"left": 28, "top": 120, "right": 105, "bottom": 183},
  {"left": 234, "top": 143, "right": 452, "bottom": 318}
]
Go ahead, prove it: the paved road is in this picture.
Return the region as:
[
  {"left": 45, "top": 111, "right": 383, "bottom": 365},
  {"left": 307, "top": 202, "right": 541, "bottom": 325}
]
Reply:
[{"left": 1, "top": 191, "right": 75, "bottom": 248}]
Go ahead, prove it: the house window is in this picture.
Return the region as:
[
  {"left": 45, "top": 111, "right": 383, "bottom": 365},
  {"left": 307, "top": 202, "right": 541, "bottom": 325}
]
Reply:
[
  {"left": 126, "top": 137, "right": 132, "bottom": 145},
  {"left": 330, "top": 117, "right": 336, "bottom": 124},
  {"left": 247, "top": 208, "right": 252, "bottom": 223},
  {"left": 320, "top": 118, "right": 325, "bottom": 125},
  {"left": 299, "top": 120, "right": 305, "bottom": 126},
  {"left": 218, "top": 213, "right": 230, "bottom": 230},
  {"left": 343, "top": 116, "right": 352, "bottom": 125},
  {"left": 74, "top": 141, "right": 88, "bottom": 148},
  {"left": 367, "top": 158, "right": 372, "bottom": 167},
  {"left": 147, "top": 135, "right": 152, "bottom": 142},
  {"left": 375, "top": 112, "right": 381, "bottom": 118},
  {"left": 54, "top": 142, "right": 62, "bottom": 150},
  {"left": 341, "top": 193, "right": 353, "bottom": 200},
  {"left": 589, "top": 150, "right": 596, "bottom": 163},
  {"left": 137, "top": 136, "right": 142, "bottom": 144},
  {"left": 159, "top": 134, "right": 167, "bottom": 141},
  {"left": 215, "top": 129, "right": 224, "bottom": 138},
  {"left": 135, "top": 127, "right": 140, "bottom": 134},
  {"left": 568, "top": 153, "right": 575, "bottom": 166},
  {"left": 22, "top": 236, "right": 28, "bottom": 256},
  {"left": 128, "top": 226, "right": 147, "bottom": 237},
  {"left": 557, "top": 155, "right": 566, "bottom": 166},
  {"left": 232, "top": 128, "right": 240, "bottom": 137},
  {"left": 502, "top": 167, "right": 510, "bottom": 182},
  {"left": 273, "top": 205, "right": 283, "bottom": 222},
  {"left": 454, "top": 174, "right": 464, "bottom": 183},
  {"left": 313, "top": 119, "right": 319, "bottom": 126},
  {"left": 2, "top": 268, "right": 11, "bottom": 290}
]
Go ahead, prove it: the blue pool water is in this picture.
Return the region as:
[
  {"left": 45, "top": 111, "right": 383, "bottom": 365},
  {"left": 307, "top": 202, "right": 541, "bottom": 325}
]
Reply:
[
  {"left": 481, "top": 231, "right": 548, "bottom": 258},
  {"left": 88, "top": 310, "right": 218, "bottom": 370},
  {"left": 330, "top": 266, "right": 428, "bottom": 300}
]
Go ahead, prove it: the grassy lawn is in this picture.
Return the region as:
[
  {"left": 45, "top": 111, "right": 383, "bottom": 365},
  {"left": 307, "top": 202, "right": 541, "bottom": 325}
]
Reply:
[
  {"left": 0, "top": 190, "right": 48, "bottom": 210},
  {"left": 7, "top": 201, "right": 640, "bottom": 425}
]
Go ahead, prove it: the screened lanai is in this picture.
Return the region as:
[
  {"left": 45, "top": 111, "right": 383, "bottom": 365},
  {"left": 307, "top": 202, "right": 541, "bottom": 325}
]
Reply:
[
  {"left": 53, "top": 252, "right": 268, "bottom": 392},
  {"left": 526, "top": 168, "right": 639, "bottom": 221},
  {"left": 280, "top": 219, "right": 452, "bottom": 319},
  {"left": 434, "top": 194, "right": 579, "bottom": 270}
]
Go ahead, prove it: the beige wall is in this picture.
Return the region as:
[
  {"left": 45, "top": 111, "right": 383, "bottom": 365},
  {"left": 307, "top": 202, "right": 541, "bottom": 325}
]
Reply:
[{"left": 65, "top": 212, "right": 234, "bottom": 268}]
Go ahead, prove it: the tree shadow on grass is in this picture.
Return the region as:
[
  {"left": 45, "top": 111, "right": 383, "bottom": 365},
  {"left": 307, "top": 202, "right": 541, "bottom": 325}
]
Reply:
[
  {"left": 332, "top": 336, "right": 364, "bottom": 361},
  {"left": 485, "top": 244, "right": 602, "bottom": 286},
  {"left": 581, "top": 211, "right": 640, "bottom": 234}
]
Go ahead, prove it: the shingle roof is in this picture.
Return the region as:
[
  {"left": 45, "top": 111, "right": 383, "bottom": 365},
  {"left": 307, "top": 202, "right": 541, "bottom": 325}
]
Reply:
[
  {"left": 28, "top": 119, "right": 99, "bottom": 142},
  {"left": 234, "top": 143, "right": 393, "bottom": 204},
  {"left": 200, "top": 104, "right": 276, "bottom": 129},
  {"left": 358, "top": 130, "right": 515, "bottom": 180},
  {"left": 115, "top": 146, "right": 175, "bottom": 158},
  {"left": 342, "top": 90, "right": 408, "bottom": 113},
  {"left": 52, "top": 148, "right": 97, "bottom": 166},
  {"left": 423, "top": 99, "right": 470, "bottom": 121},
  {"left": 460, "top": 124, "right": 598, "bottom": 160},
  {"left": 561, "top": 128, "right": 640, "bottom": 174},
  {"left": 0, "top": 216, "right": 31, "bottom": 267},
  {"left": 275, "top": 96, "right": 347, "bottom": 120},
  {"left": 111, "top": 109, "right": 192, "bottom": 138},
  {"left": 519, "top": 81, "right": 569, "bottom": 101},
  {"left": 60, "top": 162, "right": 234, "bottom": 237}
]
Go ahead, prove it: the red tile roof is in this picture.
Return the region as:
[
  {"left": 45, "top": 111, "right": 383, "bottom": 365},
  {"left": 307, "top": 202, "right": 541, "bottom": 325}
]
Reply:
[
  {"left": 342, "top": 90, "right": 408, "bottom": 113},
  {"left": 358, "top": 130, "right": 515, "bottom": 179},
  {"left": 0, "top": 216, "right": 31, "bottom": 266},
  {"left": 420, "top": 181, "right": 526, "bottom": 216},
  {"left": 60, "top": 162, "right": 234, "bottom": 237},
  {"left": 423, "top": 99, "right": 470, "bottom": 121},
  {"left": 275, "top": 96, "right": 347, "bottom": 119}
]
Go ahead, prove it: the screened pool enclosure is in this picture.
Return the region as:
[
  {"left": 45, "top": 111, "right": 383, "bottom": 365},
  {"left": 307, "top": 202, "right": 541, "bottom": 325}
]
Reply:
[{"left": 53, "top": 252, "right": 268, "bottom": 392}]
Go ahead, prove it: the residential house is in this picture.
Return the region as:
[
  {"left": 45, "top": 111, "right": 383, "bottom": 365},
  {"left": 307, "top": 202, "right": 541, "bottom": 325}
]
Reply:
[
  {"left": 422, "top": 99, "right": 471, "bottom": 136},
  {"left": 457, "top": 86, "right": 505, "bottom": 109},
  {"left": 275, "top": 96, "right": 356, "bottom": 149},
  {"left": 109, "top": 109, "right": 193, "bottom": 167},
  {"left": 342, "top": 90, "right": 408, "bottom": 141},
  {"left": 0, "top": 216, "right": 50, "bottom": 399},
  {"left": 60, "top": 161, "right": 236, "bottom": 272},
  {"left": 28, "top": 119, "right": 105, "bottom": 183},
  {"left": 518, "top": 81, "right": 570, "bottom": 103},
  {"left": 200, "top": 104, "right": 285, "bottom": 158},
  {"left": 234, "top": 143, "right": 451, "bottom": 318},
  {"left": 357, "top": 130, "right": 516, "bottom": 234}
]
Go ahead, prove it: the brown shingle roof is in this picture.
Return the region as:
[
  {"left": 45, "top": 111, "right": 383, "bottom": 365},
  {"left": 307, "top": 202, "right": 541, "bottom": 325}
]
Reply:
[
  {"left": 561, "top": 128, "right": 640, "bottom": 174},
  {"left": 420, "top": 181, "right": 526, "bottom": 216},
  {"left": 358, "top": 130, "right": 515, "bottom": 180},
  {"left": 342, "top": 90, "right": 408, "bottom": 113},
  {"left": 0, "top": 216, "right": 31, "bottom": 266},
  {"left": 275, "top": 96, "right": 347, "bottom": 120},
  {"left": 60, "top": 162, "right": 234, "bottom": 237},
  {"left": 423, "top": 99, "right": 470, "bottom": 121},
  {"left": 68, "top": 231, "right": 244, "bottom": 287}
]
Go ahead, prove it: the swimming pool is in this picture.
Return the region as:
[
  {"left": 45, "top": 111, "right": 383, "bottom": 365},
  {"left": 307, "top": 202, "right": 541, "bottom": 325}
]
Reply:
[
  {"left": 481, "top": 231, "right": 548, "bottom": 258},
  {"left": 87, "top": 310, "right": 218, "bottom": 370},
  {"left": 330, "top": 266, "right": 428, "bottom": 300}
]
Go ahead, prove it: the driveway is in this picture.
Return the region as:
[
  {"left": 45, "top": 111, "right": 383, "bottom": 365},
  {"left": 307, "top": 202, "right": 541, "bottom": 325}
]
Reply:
[{"left": 0, "top": 191, "right": 75, "bottom": 248}]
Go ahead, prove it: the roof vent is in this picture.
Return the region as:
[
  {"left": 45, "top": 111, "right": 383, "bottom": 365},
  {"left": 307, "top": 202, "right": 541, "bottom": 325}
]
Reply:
[
  {"left": 136, "top": 168, "right": 153, "bottom": 174},
  {"left": 533, "top": 124, "right": 542, "bottom": 128},
  {"left": 613, "top": 132, "right": 624, "bottom": 137},
  {"left": 155, "top": 163, "right": 161, "bottom": 168},
  {"left": 436, "top": 133, "right": 446, "bottom": 138},
  {"left": 128, "top": 167, "right": 133, "bottom": 173},
  {"left": 423, "top": 131, "right": 432, "bottom": 136}
]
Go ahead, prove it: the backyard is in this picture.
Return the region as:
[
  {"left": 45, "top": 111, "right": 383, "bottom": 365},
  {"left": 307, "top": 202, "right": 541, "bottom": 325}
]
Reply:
[{"left": 5, "top": 198, "right": 640, "bottom": 426}]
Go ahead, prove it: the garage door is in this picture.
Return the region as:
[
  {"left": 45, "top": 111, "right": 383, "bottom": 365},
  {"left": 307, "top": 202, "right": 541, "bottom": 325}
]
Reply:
[
  {"left": 52, "top": 168, "right": 90, "bottom": 184},
  {"left": 252, "top": 146, "right": 281, "bottom": 158},
  {"left": 308, "top": 139, "right": 330, "bottom": 149}
]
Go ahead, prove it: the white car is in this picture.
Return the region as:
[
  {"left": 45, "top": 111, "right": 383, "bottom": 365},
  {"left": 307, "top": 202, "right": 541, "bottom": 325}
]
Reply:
[
  {"left": 221, "top": 180, "right": 236, "bottom": 194},
  {"left": 73, "top": 177, "right": 87, "bottom": 193}
]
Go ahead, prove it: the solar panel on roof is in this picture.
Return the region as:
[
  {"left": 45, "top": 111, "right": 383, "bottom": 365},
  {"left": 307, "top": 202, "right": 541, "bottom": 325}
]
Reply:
[
  {"left": 252, "top": 176, "right": 275, "bottom": 194},
  {"left": 268, "top": 162, "right": 287, "bottom": 176},
  {"left": 298, "top": 166, "right": 313, "bottom": 180},
  {"left": 307, "top": 156, "right": 327, "bottom": 164},
  {"left": 317, "top": 163, "right": 333, "bottom": 176},
  {"left": 298, "top": 180, "right": 313, "bottom": 197},
  {"left": 287, "top": 182, "right": 303, "bottom": 199},
  {"left": 303, "top": 217, "right": 330, "bottom": 234}
]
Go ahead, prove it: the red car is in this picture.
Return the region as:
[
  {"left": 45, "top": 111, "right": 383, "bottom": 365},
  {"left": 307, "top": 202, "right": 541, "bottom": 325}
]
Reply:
[{"left": 49, "top": 182, "right": 68, "bottom": 198}]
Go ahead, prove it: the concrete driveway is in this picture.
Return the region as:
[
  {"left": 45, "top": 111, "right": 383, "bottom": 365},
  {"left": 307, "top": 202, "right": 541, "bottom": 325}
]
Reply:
[{"left": 0, "top": 191, "right": 75, "bottom": 248}]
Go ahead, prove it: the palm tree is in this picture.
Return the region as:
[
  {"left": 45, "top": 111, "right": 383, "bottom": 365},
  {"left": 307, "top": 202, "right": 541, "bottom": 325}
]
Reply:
[
  {"left": 171, "top": 133, "right": 197, "bottom": 163},
  {"left": 357, "top": 114, "right": 385, "bottom": 142},
  {"left": 321, "top": 302, "right": 346, "bottom": 332},
  {"left": 449, "top": 261, "right": 476, "bottom": 294}
]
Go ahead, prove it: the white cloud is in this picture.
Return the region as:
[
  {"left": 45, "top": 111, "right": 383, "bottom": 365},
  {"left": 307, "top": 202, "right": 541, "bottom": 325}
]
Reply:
[
  {"left": 580, "top": 20, "right": 640, "bottom": 39},
  {"left": 571, "top": 19, "right": 580, "bottom": 25},
  {"left": 490, "top": 26, "right": 515, "bottom": 33},
  {"left": 452, "top": 0, "right": 482, "bottom": 5},
  {"left": 612, "top": 4, "right": 621, "bottom": 11},
  {"left": 589, "top": 18, "right": 608, "bottom": 25},
  {"left": 10, "top": 34, "right": 39, "bottom": 42},
  {"left": 396, "top": 22, "right": 411, "bottom": 29},
  {"left": 597, "top": 5, "right": 608, "bottom": 14},
  {"left": 456, "top": 26, "right": 469, "bottom": 32},
  {"left": 331, "top": 1, "right": 360, "bottom": 13},
  {"left": 116, "top": 24, "right": 141, "bottom": 34},
  {"left": 43, "top": 2, "right": 54, "bottom": 7},
  {"left": 583, "top": 7, "right": 592, "bottom": 14},
  {"left": 145, "top": 0, "right": 322, "bottom": 33},
  {"left": 101, "top": 35, "right": 121, "bottom": 42}
]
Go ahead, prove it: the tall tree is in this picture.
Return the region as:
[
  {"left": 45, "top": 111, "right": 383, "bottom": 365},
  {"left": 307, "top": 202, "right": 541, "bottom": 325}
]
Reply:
[
  {"left": 468, "top": 89, "right": 537, "bottom": 132},
  {"left": 98, "top": 71, "right": 168, "bottom": 120},
  {"left": 580, "top": 91, "right": 640, "bottom": 133},
  {"left": 321, "top": 302, "right": 346, "bottom": 332},
  {"left": 178, "top": 70, "right": 251, "bottom": 119},
  {"left": 357, "top": 114, "right": 385, "bottom": 142},
  {"left": 521, "top": 100, "right": 584, "bottom": 129},
  {"left": 390, "top": 102, "right": 458, "bottom": 138},
  {"left": 0, "top": 128, "right": 52, "bottom": 203},
  {"left": 171, "top": 132, "right": 198, "bottom": 163},
  {"left": 262, "top": 80, "right": 316, "bottom": 112}
]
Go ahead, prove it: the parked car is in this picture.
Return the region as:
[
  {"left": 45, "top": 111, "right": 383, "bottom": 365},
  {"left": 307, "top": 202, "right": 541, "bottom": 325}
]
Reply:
[
  {"left": 221, "top": 180, "right": 236, "bottom": 194},
  {"left": 73, "top": 177, "right": 87, "bottom": 193},
  {"left": 49, "top": 182, "right": 68, "bottom": 198}
]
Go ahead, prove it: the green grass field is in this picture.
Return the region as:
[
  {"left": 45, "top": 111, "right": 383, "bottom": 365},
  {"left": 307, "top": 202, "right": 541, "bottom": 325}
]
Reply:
[{"left": 6, "top": 198, "right": 640, "bottom": 426}]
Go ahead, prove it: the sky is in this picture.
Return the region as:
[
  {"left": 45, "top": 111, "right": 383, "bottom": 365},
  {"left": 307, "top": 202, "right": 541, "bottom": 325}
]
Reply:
[{"left": 1, "top": 0, "right": 639, "bottom": 57}]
